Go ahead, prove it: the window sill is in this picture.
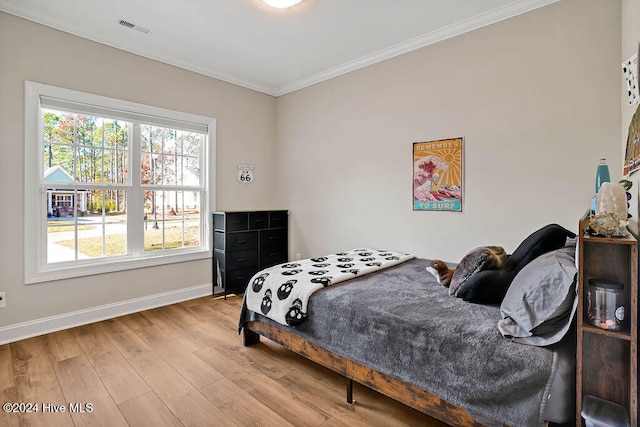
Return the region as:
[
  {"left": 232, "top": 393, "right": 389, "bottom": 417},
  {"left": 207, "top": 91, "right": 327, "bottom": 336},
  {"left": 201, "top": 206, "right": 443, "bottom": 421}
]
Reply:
[{"left": 25, "top": 249, "right": 212, "bottom": 284}]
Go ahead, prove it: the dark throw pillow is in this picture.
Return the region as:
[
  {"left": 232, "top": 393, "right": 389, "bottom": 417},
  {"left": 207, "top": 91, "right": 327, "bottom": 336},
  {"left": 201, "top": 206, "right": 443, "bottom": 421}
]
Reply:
[
  {"left": 503, "top": 223, "right": 576, "bottom": 271},
  {"left": 454, "top": 268, "right": 517, "bottom": 304},
  {"left": 455, "top": 224, "right": 576, "bottom": 304},
  {"left": 449, "top": 246, "right": 507, "bottom": 296}
]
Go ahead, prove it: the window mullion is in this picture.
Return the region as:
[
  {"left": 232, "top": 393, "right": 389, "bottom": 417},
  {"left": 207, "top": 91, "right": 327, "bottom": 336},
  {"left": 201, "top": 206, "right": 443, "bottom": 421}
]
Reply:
[{"left": 128, "top": 123, "right": 143, "bottom": 256}]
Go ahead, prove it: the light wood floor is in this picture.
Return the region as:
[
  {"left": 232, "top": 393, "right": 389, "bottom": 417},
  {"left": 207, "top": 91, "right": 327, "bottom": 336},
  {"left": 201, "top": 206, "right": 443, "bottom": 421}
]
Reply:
[{"left": 0, "top": 294, "right": 449, "bottom": 427}]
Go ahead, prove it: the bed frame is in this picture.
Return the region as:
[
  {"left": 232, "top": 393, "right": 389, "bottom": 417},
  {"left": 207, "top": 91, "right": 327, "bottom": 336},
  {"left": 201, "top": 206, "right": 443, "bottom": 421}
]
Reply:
[{"left": 243, "top": 320, "right": 486, "bottom": 427}]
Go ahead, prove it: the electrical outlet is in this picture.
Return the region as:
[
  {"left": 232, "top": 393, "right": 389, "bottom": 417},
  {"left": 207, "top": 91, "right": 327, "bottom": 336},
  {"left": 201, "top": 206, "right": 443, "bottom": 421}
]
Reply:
[{"left": 0, "top": 292, "right": 5, "bottom": 308}]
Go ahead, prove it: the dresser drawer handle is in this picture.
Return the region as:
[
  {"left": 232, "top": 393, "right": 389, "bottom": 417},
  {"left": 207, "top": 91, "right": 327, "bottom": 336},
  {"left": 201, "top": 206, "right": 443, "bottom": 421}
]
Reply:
[
  {"left": 237, "top": 258, "right": 248, "bottom": 262},
  {"left": 237, "top": 275, "right": 247, "bottom": 280},
  {"left": 268, "top": 236, "right": 278, "bottom": 240},
  {"left": 237, "top": 239, "right": 247, "bottom": 244},
  {"left": 268, "top": 253, "right": 277, "bottom": 257}
]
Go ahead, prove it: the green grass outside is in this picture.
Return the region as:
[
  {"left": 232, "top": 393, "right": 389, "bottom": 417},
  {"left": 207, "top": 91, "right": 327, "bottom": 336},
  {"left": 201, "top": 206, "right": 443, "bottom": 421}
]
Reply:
[{"left": 55, "top": 225, "right": 200, "bottom": 257}]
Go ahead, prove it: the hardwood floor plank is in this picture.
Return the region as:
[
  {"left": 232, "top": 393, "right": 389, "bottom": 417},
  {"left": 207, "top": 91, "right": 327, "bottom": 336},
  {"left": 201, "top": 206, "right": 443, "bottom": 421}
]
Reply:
[
  {"left": 0, "top": 344, "right": 14, "bottom": 389},
  {"left": 0, "top": 386, "right": 20, "bottom": 427},
  {"left": 71, "top": 322, "right": 104, "bottom": 337},
  {"left": 98, "top": 317, "right": 130, "bottom": 335},
  {"left": 76, "top": 331, "right": 151, "bottom": 404},
  {"left": 11, "top": 337, "right": 66, "bottom": 404},
  {"left": 256, "top": 339, "right": 446, "bottom": 426},
  {"left": 17, "top": 401, "right": 76, "bottom": 427},
  {"left": 139, "top": 309, "right": 219, "bottom": 352},
  {"left": 128, "top": 350, "right": 236, "bottom": 426},
  {"left": 277, "top": 363, "right": 356, "bottom": 414},
  {"left": 160, "top": 304, "right": 205, "bottom": 327},
  {"left": 201, "top": 376, "right": 295, "bottom": 427},
  {"left": 195, "top": 344, "right": 330, "bottom": 426},
  {"left": 8, "top": 338, "right": 75, "bottom": 426},
  {"left": 177, "top": 295, "right": 209, "bottom": 308},
  {"left": 182, "top": 300, "right": 219, "bottom": 322},
  {"left": 242, "top": 339, "right": 308, "bottom": 380},
  {"left": 136, "top": 325, "right": 224, "bottom": 390},
  {"left": 54, "top": 354, "right": 128, "bottom": 426},
  {"left": 277, "top": 368, "right": 416, "bottom": 427},
  {"left": 203, "top": 322, "right": 299, "bottom": 381},
  {"left": 190, "top": 295, "right": 241, "bottom": 323},
  {"left": 262, "top": 339, "right": 345, "bottom": 383},
  {"left": 350, "top": 383, "right": 450, "bottom": 427},
  {"left": 209, "top": 296, "right": 244, "bottom": 324},
  {"left": 114, "top": 312, "right": 153, "bottom": 331},
  {"left": 118, "top": 391, "right": 183, "bottom": 427},
  {"left": 101, "top": 328, "right": 152, "bottom": 360},
  {"left": 42, "top": 329, "right": 84, "bottom": 363}
]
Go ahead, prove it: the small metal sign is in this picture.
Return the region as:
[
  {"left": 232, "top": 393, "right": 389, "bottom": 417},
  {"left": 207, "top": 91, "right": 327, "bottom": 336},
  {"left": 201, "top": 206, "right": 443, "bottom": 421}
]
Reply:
[{"left": 237, "top": 163, "right": 255, "bottom": 184}]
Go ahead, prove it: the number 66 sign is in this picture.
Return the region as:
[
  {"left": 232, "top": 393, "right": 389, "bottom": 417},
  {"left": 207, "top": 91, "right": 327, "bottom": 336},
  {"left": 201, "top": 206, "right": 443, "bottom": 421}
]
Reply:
[{"left": 237, "top": 163, "right": 254, "bottom": 184}]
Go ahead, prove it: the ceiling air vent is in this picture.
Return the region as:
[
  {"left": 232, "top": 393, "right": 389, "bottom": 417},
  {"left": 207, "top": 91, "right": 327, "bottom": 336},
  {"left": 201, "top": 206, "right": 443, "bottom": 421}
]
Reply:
[
  {"left": 118, "top": 19, "right": 135, "bottom": 29},
  {"left": 118, "top": 19, "right": 151, "bottom": 34}
]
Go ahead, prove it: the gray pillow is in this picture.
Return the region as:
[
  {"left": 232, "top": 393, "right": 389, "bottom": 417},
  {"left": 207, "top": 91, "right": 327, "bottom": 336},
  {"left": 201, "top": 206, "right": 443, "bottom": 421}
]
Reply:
[
  {"left": 449, "top": 246, "right": 507, "bottom": 296},
  {"left": 498, "top": 244, "right": 578, "bottom": 346}
]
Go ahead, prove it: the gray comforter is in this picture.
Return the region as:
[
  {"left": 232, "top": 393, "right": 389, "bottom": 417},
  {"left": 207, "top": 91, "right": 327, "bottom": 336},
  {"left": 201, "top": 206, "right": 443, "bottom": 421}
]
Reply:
[{"left": 239, "top": 258, "right": 570, "bottom": 426}]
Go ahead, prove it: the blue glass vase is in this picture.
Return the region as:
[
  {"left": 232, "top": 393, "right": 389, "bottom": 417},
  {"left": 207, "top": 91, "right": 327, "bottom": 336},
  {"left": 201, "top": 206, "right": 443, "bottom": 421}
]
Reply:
[
  {"left": 595, "top": 158, "right": 610, "bottom": 193},
  {"left": 591, "top": 158, "right": 611, "bottom": 213}
]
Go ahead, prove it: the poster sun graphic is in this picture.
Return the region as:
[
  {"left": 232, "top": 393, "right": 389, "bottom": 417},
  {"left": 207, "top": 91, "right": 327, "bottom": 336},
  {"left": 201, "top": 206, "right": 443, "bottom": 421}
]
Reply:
[{"left": 413, "top": 137, "right": 464, "bottom": 212}]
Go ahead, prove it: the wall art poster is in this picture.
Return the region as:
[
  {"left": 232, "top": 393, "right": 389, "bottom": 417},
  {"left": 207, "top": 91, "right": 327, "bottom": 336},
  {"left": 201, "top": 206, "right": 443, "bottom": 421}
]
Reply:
[
  {"left": 623, "top": 52, "right": 639, "bottom": 105},
  {"left": 624, "top": 102, "right": 640, "bottom": 177},
  {"left": 413, "top": 137, "right": 463, "bottom": 212}
]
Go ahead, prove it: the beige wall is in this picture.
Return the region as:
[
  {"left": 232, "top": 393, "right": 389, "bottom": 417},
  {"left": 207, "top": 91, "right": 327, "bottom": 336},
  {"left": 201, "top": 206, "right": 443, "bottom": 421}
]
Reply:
[
  {"left": 276, "top": 0, "right": 621, "bottom": 262},
  {"left": 0, "top": 12, "right": 278, "bottom": 328},
  {"left": 622, "top": 0, "right": 640, "bottom": 234}
]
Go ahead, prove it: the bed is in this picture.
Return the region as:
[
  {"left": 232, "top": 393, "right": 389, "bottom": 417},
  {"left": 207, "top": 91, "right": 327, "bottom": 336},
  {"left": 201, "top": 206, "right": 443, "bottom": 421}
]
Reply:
[{"left": 238, "top": 228, "right": 578, "bottom": 426}]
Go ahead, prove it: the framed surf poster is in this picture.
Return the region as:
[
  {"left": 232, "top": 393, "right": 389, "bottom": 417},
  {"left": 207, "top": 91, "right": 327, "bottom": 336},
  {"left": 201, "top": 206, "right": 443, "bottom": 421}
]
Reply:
[{"left": 413, "top": 137, "right": 463, "bottom": 212}]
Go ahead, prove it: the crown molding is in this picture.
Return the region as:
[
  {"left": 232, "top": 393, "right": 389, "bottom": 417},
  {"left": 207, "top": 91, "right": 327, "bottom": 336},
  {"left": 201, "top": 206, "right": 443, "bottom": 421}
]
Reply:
[
  {"left": 274, "top": 0, "right": 559, "bottom": 96},
  {"left": 1, "top": 0, "right": 558, "bottom": 97}
]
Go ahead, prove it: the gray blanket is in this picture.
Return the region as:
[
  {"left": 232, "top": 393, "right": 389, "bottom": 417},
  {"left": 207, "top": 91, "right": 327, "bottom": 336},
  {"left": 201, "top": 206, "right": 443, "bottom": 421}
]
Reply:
[{"left": 239, "top": 258, "right": 569, "bottom": 426}]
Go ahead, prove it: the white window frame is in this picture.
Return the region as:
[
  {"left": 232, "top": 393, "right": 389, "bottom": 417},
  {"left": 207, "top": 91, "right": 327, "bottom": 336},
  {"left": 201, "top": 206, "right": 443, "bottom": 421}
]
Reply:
[{"left": 24, "top": 81, "right": 216, "bottom": 284}]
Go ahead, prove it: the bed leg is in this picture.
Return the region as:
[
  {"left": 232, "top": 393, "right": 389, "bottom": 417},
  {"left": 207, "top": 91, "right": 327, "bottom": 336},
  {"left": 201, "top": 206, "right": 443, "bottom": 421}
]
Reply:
[
  {"left": 243, "top": 329, "right": 260, "bottom": 346},
  {"left": 346, "top": 379, "right": 353, "bottom": 404}
]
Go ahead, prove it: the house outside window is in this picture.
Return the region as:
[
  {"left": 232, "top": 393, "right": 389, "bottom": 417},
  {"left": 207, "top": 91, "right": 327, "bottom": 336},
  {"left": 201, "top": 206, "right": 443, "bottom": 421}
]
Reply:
[
  {"left": 25, "top": 82, "right": 216, "bottom": 283},
  {"left": 45, "top": 166, "right": 90, "bottom": 217}
]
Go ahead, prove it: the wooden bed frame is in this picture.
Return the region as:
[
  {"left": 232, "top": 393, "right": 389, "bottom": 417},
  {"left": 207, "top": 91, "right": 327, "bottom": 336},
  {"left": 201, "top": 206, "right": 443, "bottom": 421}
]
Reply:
[{"left": 243, "top": 320, "right": 486, "bottom": 427}]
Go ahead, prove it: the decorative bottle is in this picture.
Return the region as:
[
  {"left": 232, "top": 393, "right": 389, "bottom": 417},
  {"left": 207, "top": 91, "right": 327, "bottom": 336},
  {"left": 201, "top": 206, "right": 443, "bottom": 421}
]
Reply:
[
  {"left": 591, "top": 158, "right": 610, "bottom": 213},
  {"left": 595, "top": 158, "right": 611, "bottom": 193}
]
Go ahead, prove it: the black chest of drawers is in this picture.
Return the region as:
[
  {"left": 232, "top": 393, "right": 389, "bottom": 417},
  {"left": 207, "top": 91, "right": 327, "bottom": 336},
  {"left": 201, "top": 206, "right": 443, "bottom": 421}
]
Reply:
[{"left": 213, "top": 210, "right": 288, "bottom": 298}]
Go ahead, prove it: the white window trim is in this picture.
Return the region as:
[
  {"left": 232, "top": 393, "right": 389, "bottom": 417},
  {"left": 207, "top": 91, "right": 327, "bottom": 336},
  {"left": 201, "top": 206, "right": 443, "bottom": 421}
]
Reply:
[{"left": 24, "top": 81, "right": 216, "bottom": 284}]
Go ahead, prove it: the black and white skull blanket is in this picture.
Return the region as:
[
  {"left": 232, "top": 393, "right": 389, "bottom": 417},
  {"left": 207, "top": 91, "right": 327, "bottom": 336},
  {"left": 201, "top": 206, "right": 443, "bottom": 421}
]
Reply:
[{"left": 245, "top": 248, "right": 414, "bottom": 326}]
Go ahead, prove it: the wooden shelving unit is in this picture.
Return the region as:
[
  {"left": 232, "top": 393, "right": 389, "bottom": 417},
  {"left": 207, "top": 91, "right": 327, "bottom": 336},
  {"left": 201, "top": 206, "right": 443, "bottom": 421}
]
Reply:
[{"left": 576, "top": 212, "right": 638, "bottom": 426}]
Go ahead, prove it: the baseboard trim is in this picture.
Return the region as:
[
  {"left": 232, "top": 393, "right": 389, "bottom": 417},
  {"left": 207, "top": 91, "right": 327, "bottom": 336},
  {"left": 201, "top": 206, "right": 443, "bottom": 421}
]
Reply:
[{"left": 0, "top": 283, "right": 213, "bottom": 345}]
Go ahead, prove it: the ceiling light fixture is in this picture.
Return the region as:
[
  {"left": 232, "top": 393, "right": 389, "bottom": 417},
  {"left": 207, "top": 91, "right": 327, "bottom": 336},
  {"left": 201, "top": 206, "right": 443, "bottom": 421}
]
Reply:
[{"left": 262, "top": 0, "right": 303, "bottom": 8}]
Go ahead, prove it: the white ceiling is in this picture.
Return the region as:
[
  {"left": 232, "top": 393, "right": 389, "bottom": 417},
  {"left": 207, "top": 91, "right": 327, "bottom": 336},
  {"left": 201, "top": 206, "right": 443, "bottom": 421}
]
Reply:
[{"left": 0, "top": 0, "right": 557, "bottom": 96}]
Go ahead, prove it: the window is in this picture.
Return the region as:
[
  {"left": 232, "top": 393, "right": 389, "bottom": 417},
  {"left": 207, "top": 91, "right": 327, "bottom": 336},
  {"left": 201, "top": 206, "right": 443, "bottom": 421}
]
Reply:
[{"left": 25, "top": 82, "right": 216, "bottom": 283}]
